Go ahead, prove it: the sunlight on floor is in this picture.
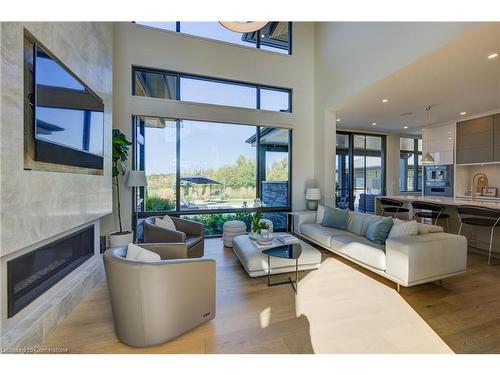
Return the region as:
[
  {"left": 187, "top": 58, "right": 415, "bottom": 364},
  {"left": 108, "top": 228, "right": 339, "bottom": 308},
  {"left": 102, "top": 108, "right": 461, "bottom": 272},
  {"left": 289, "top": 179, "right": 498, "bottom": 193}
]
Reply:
[
  {"left": 293, "top": 258, "right": 454, "bottom": 354},
  {"left": 259, "top": 306, "right": 272, "bottom": 328}
]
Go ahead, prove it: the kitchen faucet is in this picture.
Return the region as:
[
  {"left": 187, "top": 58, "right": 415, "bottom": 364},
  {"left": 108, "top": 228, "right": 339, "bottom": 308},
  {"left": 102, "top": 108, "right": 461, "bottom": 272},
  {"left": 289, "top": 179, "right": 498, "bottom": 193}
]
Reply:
[{"left": 471, "top": 173, "right": 488, "bottom": 201}]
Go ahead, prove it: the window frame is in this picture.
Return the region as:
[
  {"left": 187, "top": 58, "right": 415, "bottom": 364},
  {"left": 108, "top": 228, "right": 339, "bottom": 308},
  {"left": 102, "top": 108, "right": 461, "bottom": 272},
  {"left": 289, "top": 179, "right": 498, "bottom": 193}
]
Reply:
[
  {"left": 134, "top": 22, "right": 292, "bottom": 55},
  {"left": 132, "top": 116, "right": 293, "bottom": 222},
  {"left": 132, "top": 66, "right": 292, "bottom": 113},
  {"left": 399, "top": 137, "right": 422, "bottom": 193},
  {"left": 335, "top": 131, "right": 387, "bottom": 213}
]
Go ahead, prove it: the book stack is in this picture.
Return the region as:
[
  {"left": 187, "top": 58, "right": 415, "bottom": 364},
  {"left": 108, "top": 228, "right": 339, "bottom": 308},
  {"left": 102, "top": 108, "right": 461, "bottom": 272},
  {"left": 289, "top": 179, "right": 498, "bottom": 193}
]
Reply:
[{"left": 276, "top": 233, "right": 299, "bottom": 245}]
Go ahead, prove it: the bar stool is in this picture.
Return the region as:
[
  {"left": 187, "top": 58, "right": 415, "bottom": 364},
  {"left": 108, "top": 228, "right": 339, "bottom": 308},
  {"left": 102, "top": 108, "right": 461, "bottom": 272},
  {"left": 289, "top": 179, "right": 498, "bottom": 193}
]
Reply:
[
  {"left": 379, "top": 198, "right": 410, "bottom": 219},
  {"left": 411, "top": 201, "right": 450, "bottom": 230},
  {"left": 457, "top": 205, "right": 500, "bottom": 265}
]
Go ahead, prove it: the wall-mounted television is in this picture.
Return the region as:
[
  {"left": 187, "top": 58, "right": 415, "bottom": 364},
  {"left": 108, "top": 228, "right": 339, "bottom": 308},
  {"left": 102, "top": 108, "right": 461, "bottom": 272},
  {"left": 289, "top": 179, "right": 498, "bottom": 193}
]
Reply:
[{"left": 32, "top": 43, "right": 104, "bottom": 170}]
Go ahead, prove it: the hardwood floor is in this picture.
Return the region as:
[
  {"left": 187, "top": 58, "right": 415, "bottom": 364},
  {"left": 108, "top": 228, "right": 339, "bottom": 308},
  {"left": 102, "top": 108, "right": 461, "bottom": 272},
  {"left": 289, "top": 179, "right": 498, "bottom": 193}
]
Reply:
[{"left": 41, "top": 239, "right": 500, "bottom": 354}]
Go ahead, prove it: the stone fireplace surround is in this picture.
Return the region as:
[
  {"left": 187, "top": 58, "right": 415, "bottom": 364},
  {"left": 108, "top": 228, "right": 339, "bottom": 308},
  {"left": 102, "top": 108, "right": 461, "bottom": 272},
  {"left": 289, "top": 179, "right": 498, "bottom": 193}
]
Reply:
[{"left": 0, "top": 22, "right": 113, "bottom": 351}]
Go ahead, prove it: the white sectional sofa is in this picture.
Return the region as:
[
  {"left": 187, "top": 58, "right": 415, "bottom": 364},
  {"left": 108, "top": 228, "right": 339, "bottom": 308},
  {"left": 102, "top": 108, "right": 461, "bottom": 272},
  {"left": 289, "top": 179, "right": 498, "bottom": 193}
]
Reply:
[{"left": 293, "top": 210, "right": 468, "bottom": 290}]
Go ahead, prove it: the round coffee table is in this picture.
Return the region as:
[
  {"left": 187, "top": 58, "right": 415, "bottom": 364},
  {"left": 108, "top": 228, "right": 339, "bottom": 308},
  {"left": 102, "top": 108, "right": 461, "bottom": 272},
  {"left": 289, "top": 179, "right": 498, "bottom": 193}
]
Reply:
[{"left": 262, "top": 243, "right": 302, "bottom": 294}]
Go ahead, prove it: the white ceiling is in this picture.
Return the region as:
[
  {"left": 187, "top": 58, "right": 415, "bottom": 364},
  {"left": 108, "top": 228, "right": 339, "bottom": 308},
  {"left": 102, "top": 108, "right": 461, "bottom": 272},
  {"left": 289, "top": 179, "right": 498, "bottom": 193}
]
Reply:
[{"left": 333, "top": 23, "right": 500, "bottom": 135}]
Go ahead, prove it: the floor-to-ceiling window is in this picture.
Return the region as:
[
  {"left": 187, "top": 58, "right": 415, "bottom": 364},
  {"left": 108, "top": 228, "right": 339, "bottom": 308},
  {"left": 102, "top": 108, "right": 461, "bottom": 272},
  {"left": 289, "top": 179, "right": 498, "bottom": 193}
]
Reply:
[
  {"left": 336, "top": 131, "right": 386, "bottom": 212},
  {"left": 133, "top": 116, "right": 292, "bottom": 237},
  {"left": 399, "top": 137, "right": 422, "bottom": 192}
]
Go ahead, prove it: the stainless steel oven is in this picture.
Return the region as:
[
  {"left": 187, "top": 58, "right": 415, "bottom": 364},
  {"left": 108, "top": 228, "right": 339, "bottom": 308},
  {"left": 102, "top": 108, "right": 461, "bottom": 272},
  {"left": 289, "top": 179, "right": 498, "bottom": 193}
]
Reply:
[{"left": 424, "top": 165, "right": 454, "bottom": 197}]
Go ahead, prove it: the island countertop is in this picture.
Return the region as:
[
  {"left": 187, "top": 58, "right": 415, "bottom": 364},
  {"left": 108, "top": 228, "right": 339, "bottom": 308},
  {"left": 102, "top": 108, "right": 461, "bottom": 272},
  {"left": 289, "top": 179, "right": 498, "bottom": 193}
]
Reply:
[{"left": 378, "top": 195, "right": 500, "bottom": 209}]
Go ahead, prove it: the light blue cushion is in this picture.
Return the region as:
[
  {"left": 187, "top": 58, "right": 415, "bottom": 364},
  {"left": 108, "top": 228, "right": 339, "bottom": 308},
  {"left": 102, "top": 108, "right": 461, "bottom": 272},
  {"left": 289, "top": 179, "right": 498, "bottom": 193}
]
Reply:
[
  {"left": 347, "top": 211, "right": 367, "bottom": 236},
  {"left": 322, "top": 207, "right": 349, "bottom": 230},
  {"left": 366, "top": 217, "right": 394, "bottom": 245}
]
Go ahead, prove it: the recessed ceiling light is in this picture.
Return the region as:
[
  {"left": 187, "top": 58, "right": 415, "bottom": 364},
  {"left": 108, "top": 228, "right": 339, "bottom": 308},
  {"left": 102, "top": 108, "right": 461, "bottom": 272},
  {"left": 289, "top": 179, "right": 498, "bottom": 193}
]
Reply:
[
  {"left": 371, "top": 122, "right": 376, "bottom": 126},
  {"left": 403, "top": 126, "right": 408, "bottom": 129},
  {"left": 488, "top": 53, "right": 498, "bottom": 59},
  {"left": 460, "top": 111, "right": 467, "bottom": 116},
  {"left": 336, "top": 118, "right": 340, "bottom": 122},
  {"left": 382, "top": 99, "right": 389, "bottom": 103}
]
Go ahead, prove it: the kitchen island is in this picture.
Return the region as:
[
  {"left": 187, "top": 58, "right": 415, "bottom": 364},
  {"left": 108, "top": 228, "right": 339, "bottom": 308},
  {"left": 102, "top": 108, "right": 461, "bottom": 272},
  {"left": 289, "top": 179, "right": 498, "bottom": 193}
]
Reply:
[{"left": 376, "top": 195, "right": 500, "bottom": 259}]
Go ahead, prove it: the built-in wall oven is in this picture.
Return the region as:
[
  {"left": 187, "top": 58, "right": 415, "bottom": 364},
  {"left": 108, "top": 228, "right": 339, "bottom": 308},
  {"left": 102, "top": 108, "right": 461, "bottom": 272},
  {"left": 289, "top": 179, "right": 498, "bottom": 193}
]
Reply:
[{"left": 424, "top": 165, "right": 454, "bottom": 197}]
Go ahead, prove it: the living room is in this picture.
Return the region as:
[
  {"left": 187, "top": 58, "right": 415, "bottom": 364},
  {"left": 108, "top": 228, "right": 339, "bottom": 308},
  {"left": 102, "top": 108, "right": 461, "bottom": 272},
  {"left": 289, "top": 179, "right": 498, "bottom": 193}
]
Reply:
[{"left": 1, "top": 1, "right": 500, "bottom": 373}]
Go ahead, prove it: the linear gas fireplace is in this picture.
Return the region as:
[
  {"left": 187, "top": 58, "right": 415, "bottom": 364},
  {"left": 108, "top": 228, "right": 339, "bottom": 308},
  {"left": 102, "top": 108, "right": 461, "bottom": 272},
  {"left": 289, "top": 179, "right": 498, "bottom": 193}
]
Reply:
[{"left": 7, "top": 225, "right": 95, "bottom": 318}]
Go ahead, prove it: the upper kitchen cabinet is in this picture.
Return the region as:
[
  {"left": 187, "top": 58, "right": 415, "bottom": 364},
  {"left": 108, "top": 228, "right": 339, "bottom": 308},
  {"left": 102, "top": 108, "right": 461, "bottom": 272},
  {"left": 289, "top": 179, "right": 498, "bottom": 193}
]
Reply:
[
  {"left": 422, "top": 123, "right": 454, "bottom": 165},
  {"left": 456, "top": 115, "right": 494, "bottom": 165}
]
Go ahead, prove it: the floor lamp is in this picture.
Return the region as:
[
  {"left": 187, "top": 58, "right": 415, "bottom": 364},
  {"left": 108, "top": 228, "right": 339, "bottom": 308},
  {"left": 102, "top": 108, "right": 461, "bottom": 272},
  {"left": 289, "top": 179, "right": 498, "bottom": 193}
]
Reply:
[{"left": 127, "top": 170, "right": 148, "bottom": 242}]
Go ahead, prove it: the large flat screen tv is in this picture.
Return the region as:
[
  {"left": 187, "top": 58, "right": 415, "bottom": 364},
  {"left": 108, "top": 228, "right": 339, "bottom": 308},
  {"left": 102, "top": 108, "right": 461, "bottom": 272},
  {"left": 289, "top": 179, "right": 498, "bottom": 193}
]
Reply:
[{"left": 33, "top": 44, "right": 104, "bottom": 170}]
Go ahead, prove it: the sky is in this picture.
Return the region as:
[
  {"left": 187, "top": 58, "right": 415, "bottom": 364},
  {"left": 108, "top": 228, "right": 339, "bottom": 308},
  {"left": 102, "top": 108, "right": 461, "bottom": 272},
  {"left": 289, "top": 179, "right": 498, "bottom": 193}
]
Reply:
[{"left": 144, "top": 120, "right": 257, "bottom": 175}]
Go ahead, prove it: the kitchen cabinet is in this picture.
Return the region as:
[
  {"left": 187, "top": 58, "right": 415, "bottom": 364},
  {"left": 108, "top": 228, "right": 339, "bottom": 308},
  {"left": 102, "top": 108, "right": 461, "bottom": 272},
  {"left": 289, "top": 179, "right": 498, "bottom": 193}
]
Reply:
[
  {"left": 456, "top": 115, "right": 494, "bottom": 164},
  {"left": 422, "top": 123, "right": 454, "bottom": 165}
]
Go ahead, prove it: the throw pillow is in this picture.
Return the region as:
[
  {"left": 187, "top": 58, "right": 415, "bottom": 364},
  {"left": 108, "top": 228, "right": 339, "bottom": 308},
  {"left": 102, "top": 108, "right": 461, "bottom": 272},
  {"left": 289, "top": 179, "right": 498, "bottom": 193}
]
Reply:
[
  {"left": 417, "top": 222, "right": 444, "bottom": 234},
  {"left": 366, "top": 217, "right": 394, "bottom": 245},
  {"left": 316, "top": 204, "right": 326, "bottom": 224},
  {"left": 346, "top": 211, "right": 367, "bottom": 236},
  {"left": 388, "top": 219, "right": 418, "bottom": 239},
  {"left": 361, "top": 214, "right": 381, "bottom": 236},
  {"left": 126, "top": 243, "right": 161, "bottom": 262},
  {"left": 155, "top": 215, "right": 176, "bottom": 231},
  {"left": 322, "top": 207, "right": 349, "bottom": 230}
]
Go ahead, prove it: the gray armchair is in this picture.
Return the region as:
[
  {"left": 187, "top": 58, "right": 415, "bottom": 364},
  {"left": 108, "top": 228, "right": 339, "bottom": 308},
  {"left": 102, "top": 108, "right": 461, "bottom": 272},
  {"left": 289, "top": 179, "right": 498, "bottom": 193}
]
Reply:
[
  {"left": 103, "top": 243, "right": 216, "bottom": 347},
  {"left": 143, "top": 216, "right": 204, "bottom": 258}
]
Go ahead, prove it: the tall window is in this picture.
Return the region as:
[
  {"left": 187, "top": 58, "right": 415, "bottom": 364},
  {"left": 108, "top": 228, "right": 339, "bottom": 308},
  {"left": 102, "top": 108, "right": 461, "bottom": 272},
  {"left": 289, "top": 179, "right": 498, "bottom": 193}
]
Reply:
[
  {"left": 133, "top": 116, "right": 292, "bottom": 235},
  {"left": 335, "top": 132, "right": 386, "bottom": 213},
  {"left": 133, "top": 67, "right": 292, "bottom": 113},
  {"left": 400, "top": 137, "right": 422, "bottom": 192},
  {"left": 134, "top": 22, "right": 292, "bottom": 55}
]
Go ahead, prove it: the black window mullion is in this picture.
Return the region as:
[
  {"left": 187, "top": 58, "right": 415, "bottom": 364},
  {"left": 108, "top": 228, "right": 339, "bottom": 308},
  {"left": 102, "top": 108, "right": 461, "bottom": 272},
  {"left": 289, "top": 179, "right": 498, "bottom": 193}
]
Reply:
[
  {"left": 176, "top": 22, "right": 180, "bottom": 33},
  {"left": 288, "top": 22, "right": 293, "bottom": 55}
]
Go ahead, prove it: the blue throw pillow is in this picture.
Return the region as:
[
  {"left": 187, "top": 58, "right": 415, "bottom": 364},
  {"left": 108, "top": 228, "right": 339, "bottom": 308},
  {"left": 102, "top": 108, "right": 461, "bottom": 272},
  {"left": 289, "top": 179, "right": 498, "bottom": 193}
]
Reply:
[
  {"left": 366, "top": 217, "right": 394, "bottom": 245},
  {"left": 322, "top": 207, "right": 349, "bottom": 230}
]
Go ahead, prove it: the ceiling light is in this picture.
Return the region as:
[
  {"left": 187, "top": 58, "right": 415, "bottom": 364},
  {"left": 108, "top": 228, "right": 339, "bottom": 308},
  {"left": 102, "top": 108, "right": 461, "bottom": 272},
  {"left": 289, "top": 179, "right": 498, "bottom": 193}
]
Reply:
[
  {"left": 460, "top": 111, "right": 467, "bottom": 116},
  {"left": 403, "top": 126, "right": 408, "bottom": 129},
  {"left": 336, "top": 118, "right": 340, "bottom": 122},
  {"left": 382, "top": 99, "right": 389, "bottom": 103},
  {"left": 371, "top": 122, "right": 376, "bottom": 126},
  {"left": 219, "top": 22, "right": 269, "bottom": 33},
  {"left": 488, "top": 53, "right": 498, "bottom": 59}
]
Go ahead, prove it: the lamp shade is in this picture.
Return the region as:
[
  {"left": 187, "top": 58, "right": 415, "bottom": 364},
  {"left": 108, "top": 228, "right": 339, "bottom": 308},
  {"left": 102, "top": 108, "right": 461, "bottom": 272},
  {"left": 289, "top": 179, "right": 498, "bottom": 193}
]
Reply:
[
  {"left": 305, "top": 188, "right": 321, "bottom": 200},
  {"left": 421, "top": 152, "right": 435, "bottom": 164},
  {"left": 127, "top": 170, "right": 148, "bottom": 187}
]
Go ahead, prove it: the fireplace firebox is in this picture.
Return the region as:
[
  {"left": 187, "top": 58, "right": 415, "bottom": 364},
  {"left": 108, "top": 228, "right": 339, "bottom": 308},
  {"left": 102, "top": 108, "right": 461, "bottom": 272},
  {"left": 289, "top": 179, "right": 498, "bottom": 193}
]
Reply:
[{"left": 7, "top": 225, "right": 95, "bottom": 318}]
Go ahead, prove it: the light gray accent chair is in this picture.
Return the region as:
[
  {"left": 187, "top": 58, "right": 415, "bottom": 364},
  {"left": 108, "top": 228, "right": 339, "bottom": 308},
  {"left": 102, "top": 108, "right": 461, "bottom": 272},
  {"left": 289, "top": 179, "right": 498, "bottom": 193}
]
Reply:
[
  {"left": 143, "top": 216, "right": 205, "bottom": 258},
  {"left": 103, "top": 243, "right": 216, "bottom": 347}
]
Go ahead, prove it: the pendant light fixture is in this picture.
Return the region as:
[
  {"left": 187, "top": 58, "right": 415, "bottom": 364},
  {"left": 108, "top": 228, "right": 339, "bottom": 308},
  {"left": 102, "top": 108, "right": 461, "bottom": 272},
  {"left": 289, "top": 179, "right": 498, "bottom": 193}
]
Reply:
[
  {"left": 421, "top": 105, "right": 435, "bottom": 164},
  {"left": 219, "top": 21, "right": 269, "bottom": 33}
]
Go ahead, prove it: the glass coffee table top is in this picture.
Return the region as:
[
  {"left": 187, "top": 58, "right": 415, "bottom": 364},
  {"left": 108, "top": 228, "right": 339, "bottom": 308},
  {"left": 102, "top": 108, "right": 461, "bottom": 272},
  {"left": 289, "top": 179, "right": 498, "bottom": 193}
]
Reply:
[{"left": 262, "top": 244, "right": 301, "bottom": 260}]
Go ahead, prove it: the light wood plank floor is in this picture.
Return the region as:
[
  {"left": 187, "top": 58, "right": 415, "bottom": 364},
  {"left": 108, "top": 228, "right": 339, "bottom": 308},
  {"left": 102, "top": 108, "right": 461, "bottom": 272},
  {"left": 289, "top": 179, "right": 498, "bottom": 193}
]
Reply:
[{"left": 41, "top": 239, "right": 500, "bottom": 354}]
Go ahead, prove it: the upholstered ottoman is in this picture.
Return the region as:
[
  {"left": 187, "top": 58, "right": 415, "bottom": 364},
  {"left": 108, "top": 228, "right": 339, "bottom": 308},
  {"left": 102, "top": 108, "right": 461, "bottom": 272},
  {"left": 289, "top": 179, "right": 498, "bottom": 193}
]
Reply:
[
  {"left": 232, "top": 234, "right": 322, "bottom": 277},
  {"left": 223, "top": 220, "right": 247, "bottom": 247}
]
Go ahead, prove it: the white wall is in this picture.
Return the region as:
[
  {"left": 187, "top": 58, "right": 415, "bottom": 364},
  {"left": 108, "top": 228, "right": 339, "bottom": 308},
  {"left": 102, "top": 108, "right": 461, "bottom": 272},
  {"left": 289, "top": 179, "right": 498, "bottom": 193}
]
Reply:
[{"left": 102, "top": 22, "right": 316, "bottom": 235}]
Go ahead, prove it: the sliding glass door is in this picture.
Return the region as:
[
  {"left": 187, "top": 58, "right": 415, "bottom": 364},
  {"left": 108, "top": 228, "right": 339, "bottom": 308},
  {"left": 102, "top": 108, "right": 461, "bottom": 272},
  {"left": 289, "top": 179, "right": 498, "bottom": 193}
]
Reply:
[{"left": 336, "top": 132, "right": 385, "bottom": 213}]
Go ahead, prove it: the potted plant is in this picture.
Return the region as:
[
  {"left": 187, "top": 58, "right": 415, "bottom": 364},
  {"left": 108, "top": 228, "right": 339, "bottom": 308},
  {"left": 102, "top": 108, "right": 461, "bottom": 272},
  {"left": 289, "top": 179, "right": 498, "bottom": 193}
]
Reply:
[
  {"left": 249, "top": 198, "right": 269, "bottom": 239},
  {"left": 109, "top": 129, "right": 133, "bottom": 248}
]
